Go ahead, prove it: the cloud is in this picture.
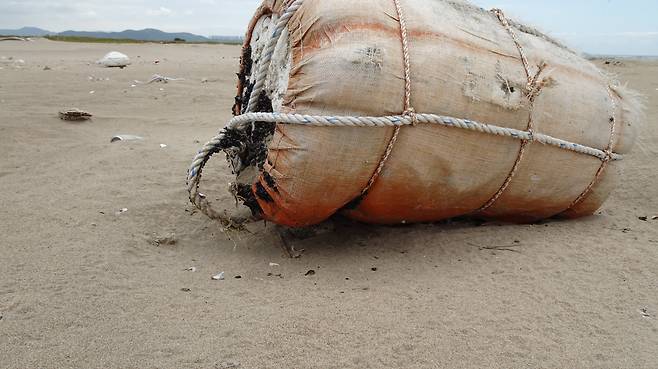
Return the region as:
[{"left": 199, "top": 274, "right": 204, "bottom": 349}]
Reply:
[{"left": 147, "top": 7, "right": 173, "bottom": 17}]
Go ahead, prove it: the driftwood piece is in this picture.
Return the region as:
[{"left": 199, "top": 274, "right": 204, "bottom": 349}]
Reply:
[
  {"left": 59, "top": 108, "right": 92, "bottom": 121},
  {"left": 0, "top": 37, "right": 29, "bottom": 42}
]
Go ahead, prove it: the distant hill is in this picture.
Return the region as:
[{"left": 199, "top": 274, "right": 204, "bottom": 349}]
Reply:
[
  {"left": 0, "top": 27, "right": 51, "bottom": 36},
  {"left": 58, "top": 28, "right": 210, "bottom": 42},
  {"left": 0, "top": 27, "right": 224, "bottom": 43}
]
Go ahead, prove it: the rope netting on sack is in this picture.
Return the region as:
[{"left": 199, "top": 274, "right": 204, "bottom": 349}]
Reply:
[{"left": 186, "top": 0, "right": 621, "bottom": 223}]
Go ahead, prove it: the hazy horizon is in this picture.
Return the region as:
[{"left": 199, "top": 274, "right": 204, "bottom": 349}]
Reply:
[{"left": 2, "top": 0, "right": 657, "bottom": 56}]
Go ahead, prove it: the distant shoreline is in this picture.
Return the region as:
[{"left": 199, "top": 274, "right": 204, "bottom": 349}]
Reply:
[
  {"left": 44, "top": 35, "right": 244, "bottom": 45},
  {"left": 0, "top": 35, "right": 244, "bottom": 46}
]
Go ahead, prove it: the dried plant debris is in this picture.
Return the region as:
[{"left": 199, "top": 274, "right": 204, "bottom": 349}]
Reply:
[
  {"left": 59, "top": 108, "right": 92, "bottom": 121},
  {"left": 145, "top": 74, "right": 184, "bottom": 84}
]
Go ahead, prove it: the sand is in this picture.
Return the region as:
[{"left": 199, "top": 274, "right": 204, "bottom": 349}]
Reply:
[{"left": 0, "top": 39, "right": 656, "bottom": 369}]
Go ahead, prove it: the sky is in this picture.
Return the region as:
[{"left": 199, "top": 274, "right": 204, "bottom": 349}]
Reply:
[{"left": 1, "top": 0, "right": 656, "bottom": 55}]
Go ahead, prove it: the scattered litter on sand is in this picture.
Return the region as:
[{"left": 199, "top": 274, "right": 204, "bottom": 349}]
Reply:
[
  {"left": 116, "top": 208, "right": 128, "bottom": 215},
  {"left": 159, "top": 144, "right": 167, "bottom": 148},
  {"left": 43, "top": 66, "right": 51, "bottom": 71},
  {"left": 89, "top": 90, "right": 95, "bottom": 94},
  {"left": 604, "top": 60, "right": 625, "bottom": 67},
  {"left": 211, "top": 272, "right": 225, "bottom": 280},
  {"left": 97, "top": 51, "right": 130, "bottom": 68},
  {"left": 1, "top": 57, "right": 26, "bottom": 68},
  {"left": 185, "top": 267, "right": 197, "bottom": 272},
  {"left": 131, "top": 75, "right": 184, "bottom": 85},
  {"left": 88, "top": 75, "right": 109, "bottom": 82},
  {"left": 181, "top": 288, "right": 191, "bottom": 292},
  {"left": 153, "top": 233, "right": 177, "bottom": 246},
  {"left": 110, "top": 135, "right": 144, "bottom": 143},
  {"left": 269, "top": 262, "right": 280, "bottom": 267},
  {"left": 146, "top": 74, "right": 184, "bottom": 84},
  {"left": 217, "top": 361, "right": 240, "bottom": 369},
  {"left": 304, "top": 270, "right": 316, "bottom": 276},
  {"left": 59, "top": 108, "right": 92, "bottom": 121}
]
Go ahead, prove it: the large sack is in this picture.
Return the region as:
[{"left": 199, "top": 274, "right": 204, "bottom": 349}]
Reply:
[{"left": 195, "top": 0, "right": 643, "bottom": 227}]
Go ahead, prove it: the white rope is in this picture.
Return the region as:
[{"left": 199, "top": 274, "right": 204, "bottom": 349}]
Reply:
[{"left": 188, "top": 113, "right": 622, "bottom": 190}]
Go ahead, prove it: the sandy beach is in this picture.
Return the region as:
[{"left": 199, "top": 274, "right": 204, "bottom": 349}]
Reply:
[{"left": 0, "top": 38, "right": 656, "bottom": 368}]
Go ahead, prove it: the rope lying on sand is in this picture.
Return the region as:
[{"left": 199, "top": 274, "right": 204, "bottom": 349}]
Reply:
[{"left": 187, "top": 0, "right": 623, "bottom": 220}]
